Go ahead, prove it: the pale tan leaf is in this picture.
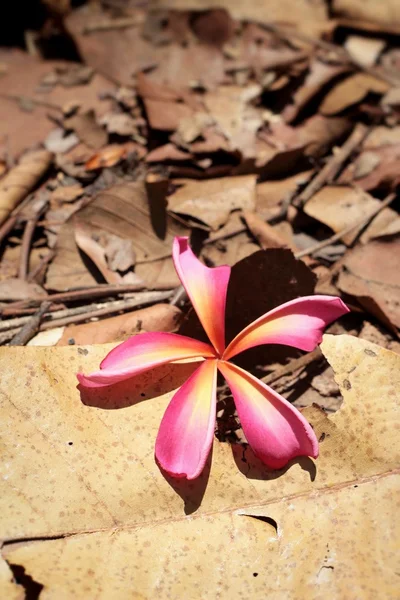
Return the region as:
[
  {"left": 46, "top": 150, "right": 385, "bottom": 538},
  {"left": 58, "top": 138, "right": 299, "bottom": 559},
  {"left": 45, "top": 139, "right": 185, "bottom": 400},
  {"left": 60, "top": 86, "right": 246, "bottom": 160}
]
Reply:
[
  {"left": 1, "top": 335, "right": 399, "bottom": 598},
  {"left": 0, "top": 557, "right": 24, "bottom": 600}
]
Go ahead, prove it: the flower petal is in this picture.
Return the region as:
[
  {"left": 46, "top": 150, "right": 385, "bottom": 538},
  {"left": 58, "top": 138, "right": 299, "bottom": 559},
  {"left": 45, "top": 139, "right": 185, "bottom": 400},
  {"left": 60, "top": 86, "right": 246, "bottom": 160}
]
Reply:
[
  {"left": 155, "top": 359, "right": 218, "bottom": 479},
  {"left": 223, "top": 295, "right": 349, "bottom": 360},
  {"left": 77, "top": 332, "right": 216, "bottom": 387},
  {"left": 218, "top": 361, "right": 318, "bottom": 469},
  {"left": 173, "top": 237, "right": 230, "bottom": 355}
]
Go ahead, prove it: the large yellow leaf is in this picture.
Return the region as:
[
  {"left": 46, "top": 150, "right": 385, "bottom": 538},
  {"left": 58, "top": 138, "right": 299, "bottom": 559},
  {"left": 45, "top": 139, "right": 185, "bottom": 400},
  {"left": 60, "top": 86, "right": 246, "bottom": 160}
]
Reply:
[{"left": 1, "top": 335, "right": 399, "bottom": 598}]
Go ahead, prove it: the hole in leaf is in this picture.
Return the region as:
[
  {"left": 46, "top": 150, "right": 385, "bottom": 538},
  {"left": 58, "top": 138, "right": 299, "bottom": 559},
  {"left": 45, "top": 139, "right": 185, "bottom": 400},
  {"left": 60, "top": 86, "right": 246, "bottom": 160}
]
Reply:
[
  {"left": 247, "top": 515, "right": 278, "bottom": 536},
  {"left": 9, "top": 564, "right": 43, "bottom": 600}
]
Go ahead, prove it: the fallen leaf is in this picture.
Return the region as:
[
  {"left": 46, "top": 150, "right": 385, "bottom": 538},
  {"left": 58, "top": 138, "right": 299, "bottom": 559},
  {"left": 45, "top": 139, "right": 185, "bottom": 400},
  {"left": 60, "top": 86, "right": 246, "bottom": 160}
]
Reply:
[
  {"left": 151, "top": 0, "right": 328, "bottom": 34},
  {"left": 0, "top": 49, "right": 113, "bottom": 157},
  {"left": 57, "top": 303, "right": 182, "bottom": 345},
  {"left": 64, "top": 110, "right": 108, "bottom": 150},
  {"left": 344, "top": 35, "right": 385, "bottom": 68},
  {"left": 45, "top": 222, "right": 98, "bottom": 291},
  {"left": 143, "top": 97, "right": 193, "bottom": 131},
  {"left": 242, "top": 211, "right": 294, "bottom": 250},
  {"left": 204, "top": 84, "right": 263, "bottom": 156},
  {"left": 104, "top": 234, "right": 136, "bottom": 272},
  {"left": 320, "top": 73, "right": 389, "bottom": 116},
  {"left": 0, "top": 278, "right": 46, "bottom": 302},
  {"left": 167, "top": 175, "right": 257, "bottom": 230},
  {"left": 303, "top": 185, "right": 400, "bottom": 244},
  {"left": 146, "top": 143, "right": 193, "bottom": 163},
  {"left": 333, "top": 0, "right": 400, "bottom": 28},
  {"left": 256, "top": 170, "right": 313, "bottom": 219},
  {"left": 1, "top": 334, "right": 399, "bottom": 598},
  {"left": 65, "top": 4, "right": 158, "bottom": 86},
  {"left": 74, "top": 221, "right": 124, "bottom": 284},
  {"left": 0, "top": 149, "right": 52, "bottom": 225},
  {"left": 51, "top": 184, "right": 84, "bottom": 204},
  {"left": 283, "top": 60, "right": 351, "bottom": 122},
  {"left": 338, "top": 237, "right": 400, "bottom": 329},
  {"left": 48, "top": 182, "right": 187, "bottom": 291}
]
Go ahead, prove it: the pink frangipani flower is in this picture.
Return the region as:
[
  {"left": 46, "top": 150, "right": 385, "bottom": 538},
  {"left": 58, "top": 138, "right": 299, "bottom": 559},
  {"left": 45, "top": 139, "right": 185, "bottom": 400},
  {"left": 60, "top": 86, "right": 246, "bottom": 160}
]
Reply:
[{"left": 78, "top": 237, "right": 349, "bottom": 479}]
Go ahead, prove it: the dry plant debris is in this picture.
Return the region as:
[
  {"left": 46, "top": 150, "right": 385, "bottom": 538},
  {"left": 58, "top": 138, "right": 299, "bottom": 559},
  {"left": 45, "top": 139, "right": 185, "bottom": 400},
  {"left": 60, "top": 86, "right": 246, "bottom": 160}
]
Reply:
[{"left": 0, "top": 0, "right": 400, "bottom": 596}]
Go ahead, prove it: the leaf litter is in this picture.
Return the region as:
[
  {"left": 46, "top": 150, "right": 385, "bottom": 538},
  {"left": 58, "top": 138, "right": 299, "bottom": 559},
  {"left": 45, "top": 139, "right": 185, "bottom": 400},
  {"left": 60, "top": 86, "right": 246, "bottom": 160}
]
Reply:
[{"left": 0, "top": 0, "right": 399, "bottom": 597}]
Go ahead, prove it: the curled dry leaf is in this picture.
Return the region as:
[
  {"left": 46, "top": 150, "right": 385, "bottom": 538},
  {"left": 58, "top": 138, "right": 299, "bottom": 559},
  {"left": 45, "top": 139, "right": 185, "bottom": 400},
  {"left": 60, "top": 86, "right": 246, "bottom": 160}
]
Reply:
[
  {"left": 1, "top": 334, "right": 399, "bottom": 598},
  {"left": 168, "top": 175, "right": 257, "bottom": 230},
  {"left": 304, "top": 185, "right": 400, "bottom": 245},
  {"left": 0, "top": 149, "right": 52, "bottom": 225}
]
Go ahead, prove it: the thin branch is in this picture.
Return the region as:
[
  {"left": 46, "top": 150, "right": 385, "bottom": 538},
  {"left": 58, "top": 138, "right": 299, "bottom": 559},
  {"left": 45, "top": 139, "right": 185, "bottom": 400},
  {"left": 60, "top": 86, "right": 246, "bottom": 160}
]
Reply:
[
  {"left": 9, "top": 301, "right": 51, "bottom": 346},
  {"left": 294, "top": 123, "right": 369, "bottom": 207}
]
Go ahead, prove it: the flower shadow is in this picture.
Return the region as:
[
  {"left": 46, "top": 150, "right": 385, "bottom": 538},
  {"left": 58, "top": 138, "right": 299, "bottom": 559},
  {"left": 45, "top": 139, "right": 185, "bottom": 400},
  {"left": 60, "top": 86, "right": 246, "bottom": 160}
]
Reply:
[
  {"left": 158, "top": 450, "right": 212, "bottom": 515},
  {"left": 79, "top": 361, "right": 199, "bottom": 410},
  {"left": 231, "top": 443, "right": 317, "bottom": 482}
]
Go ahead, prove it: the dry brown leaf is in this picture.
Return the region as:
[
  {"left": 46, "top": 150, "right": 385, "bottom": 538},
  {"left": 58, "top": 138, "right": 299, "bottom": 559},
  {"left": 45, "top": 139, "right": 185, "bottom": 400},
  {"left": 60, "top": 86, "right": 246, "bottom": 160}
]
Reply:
[
  {"left": 50, "top": 184, "right": 84, "bottom": 204},
  {"left": 204, "top": 84, "right": 262, "bottom": 156},
  {"left": 0, "top": 278, "right": 46, "bottom": 302},
  {"left": 256, "top": 170, "right": 313, "bottom": 218},
  {"left": 151, "top": 0, "right": 328, "bottom": 33},
  {"left": 65, "top": 5, "right": 158, "bottom": 87},
  {"left": 146, "top": 143, "right": 193, "bottom": 163},
  {"left": 283, "top": 60, "right": 351, "bottom": 122},
  {"left": 242, "top": 211, "right": 294, "bottom": 250},
  {"left": 0, "top": 49, "right": 113, "bottom": 157},
  {"left": 57, "top": 303, "right": 182, "bottom": 345},
  {"left": 338, "top": 238, "right": 400, "bottom": 329},
  {"left": 1, "top": 334, "right": 399, "bottom": 598},
  {"left": 340, "top": 144, "right": 400, "bottom": 192},
  {"left": 333, "top": 0, "right": 400, "bottom": 28},
  {"left": 304, "top": 185, "right": 400, "bottom": 244},
  {"left": 45, "top": 222, "right": 98, "bottom": 291},
  {"left": 74, "top": 221, "right": 124, "bottom": 285},
  {"left": 0, "top": 149, "right": 52, "bottom": 225},
  {"left": 320, "top": 73, "right": 389, "bottom": 116},
  {"left": 48, "top": 182, "right": 188, "bottom": 291},
  {"left": 143, "top": 97, "right": 193, "bottom": 131},
  {"left": 168, "top": 175, "right": 257, "bottom": 230},
  {"left": 64, "top": 110, "right": 108, "bottom": 150}
]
